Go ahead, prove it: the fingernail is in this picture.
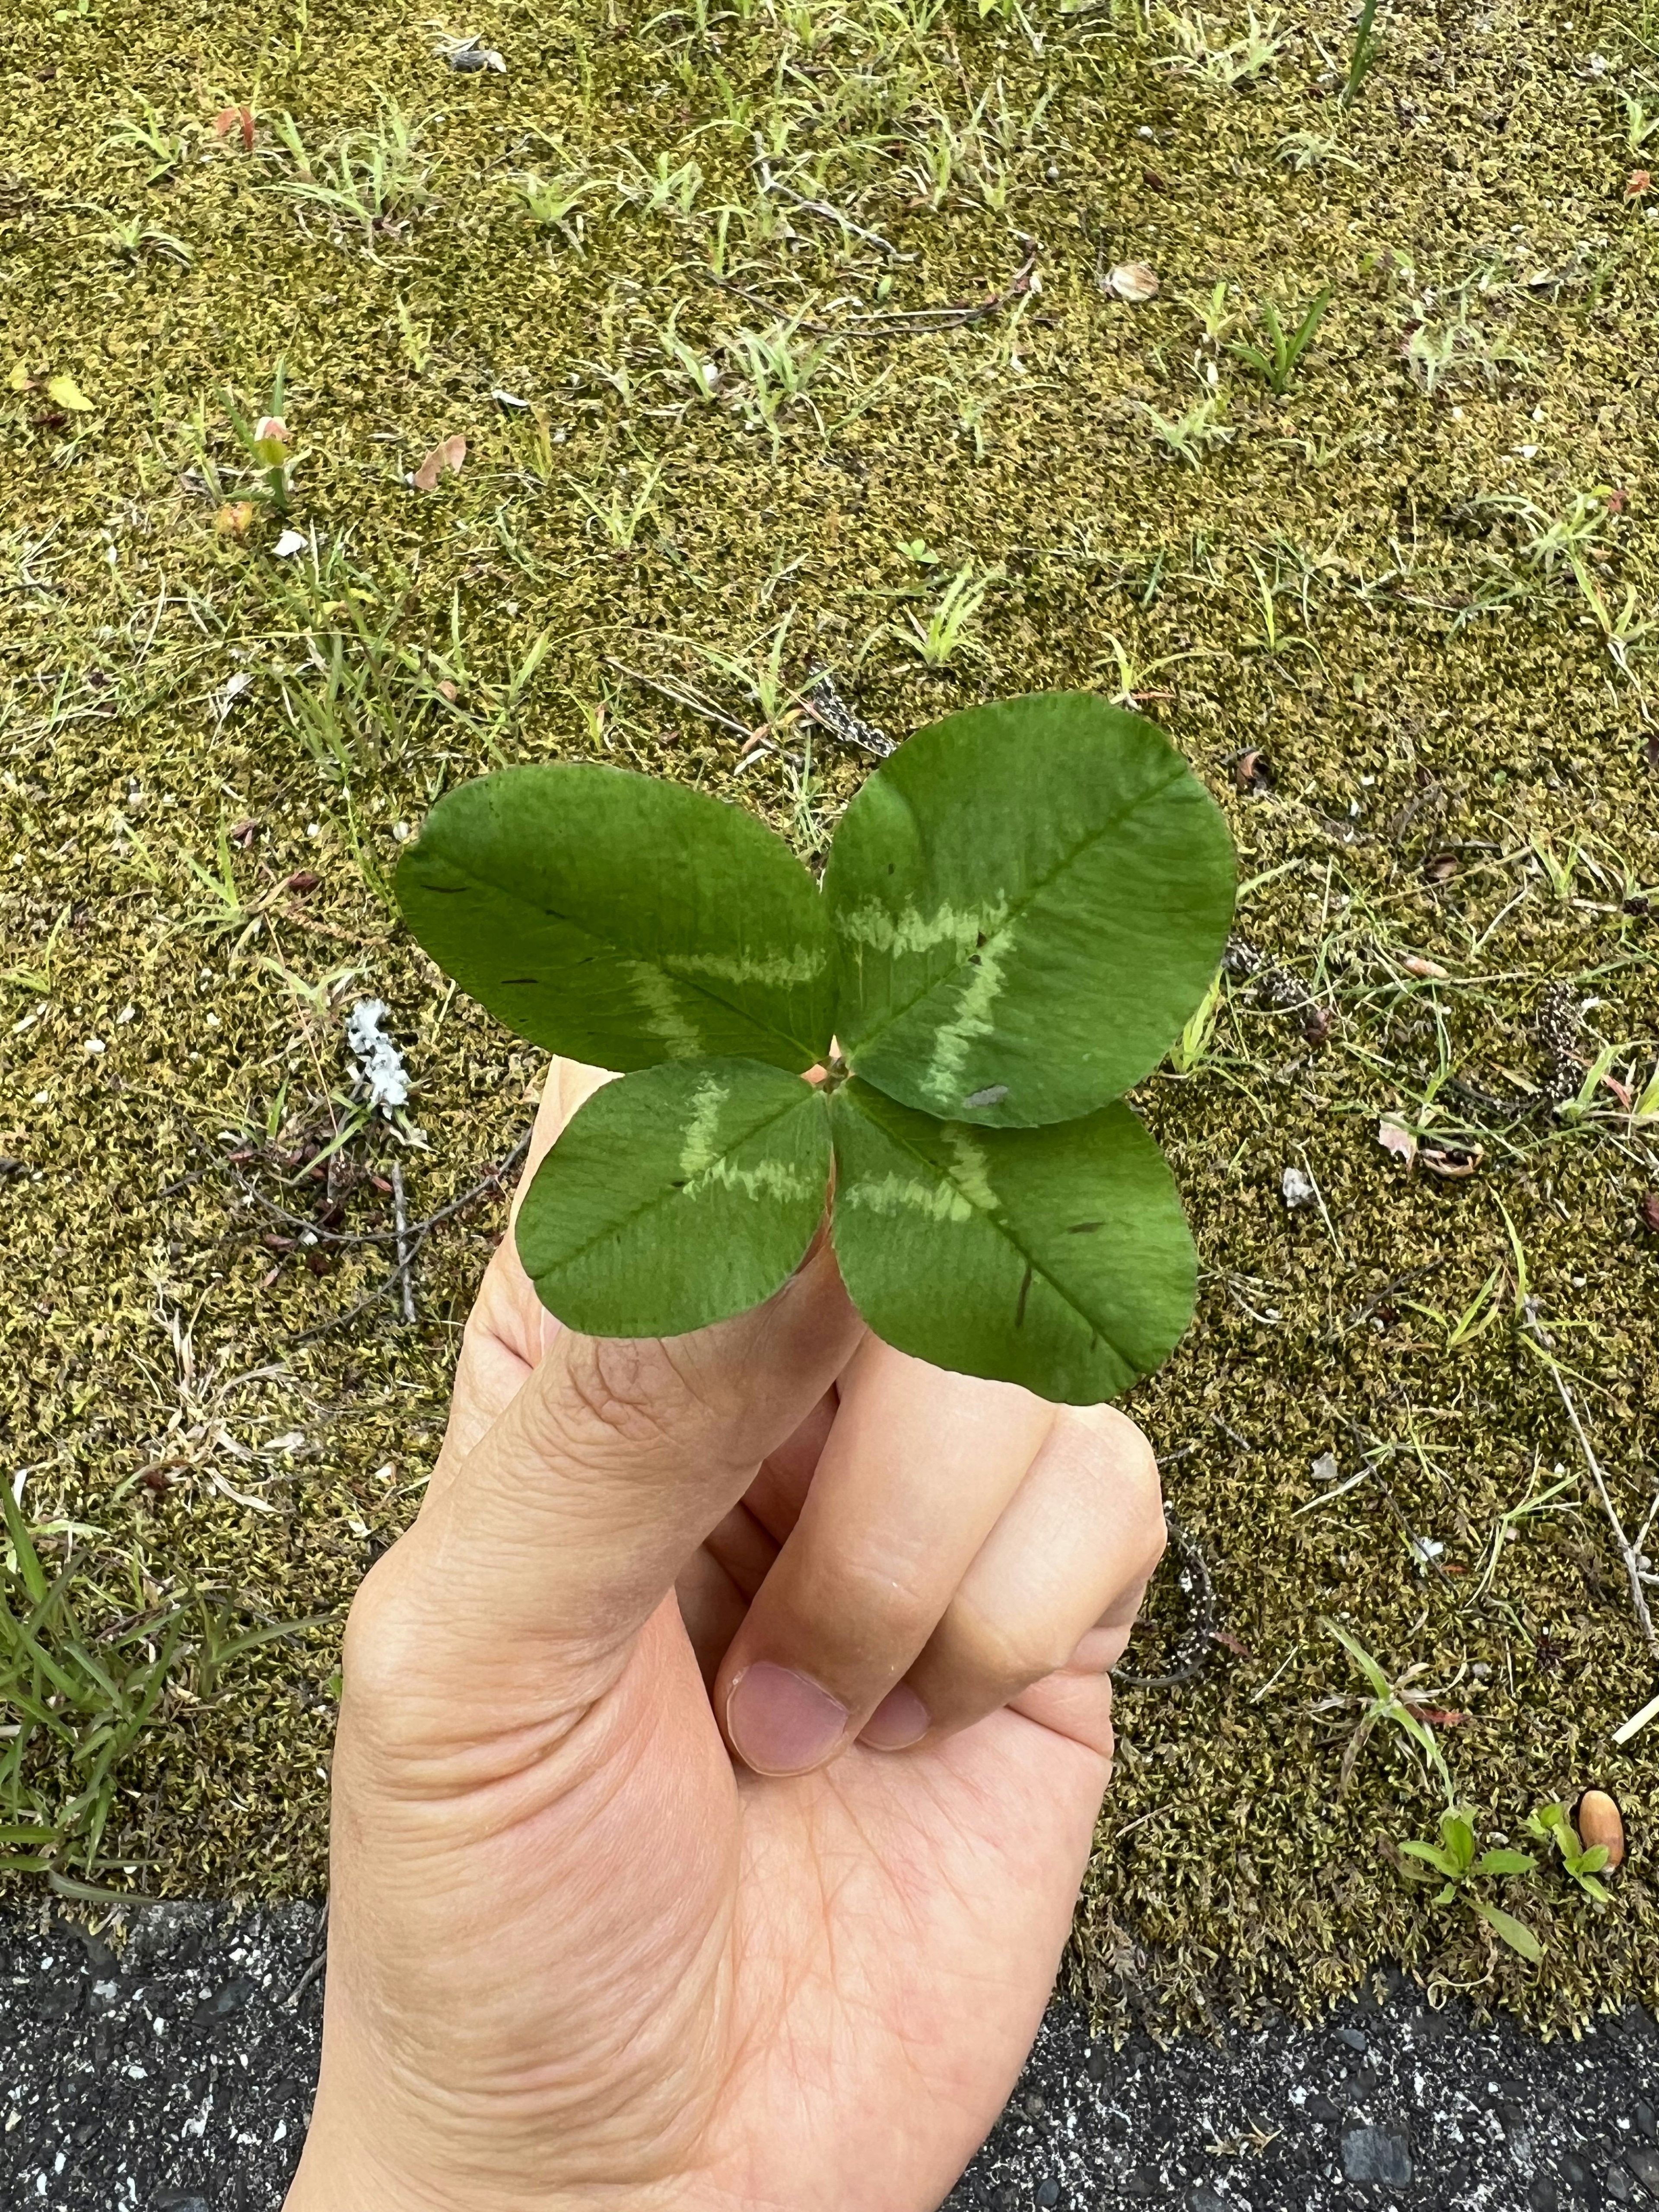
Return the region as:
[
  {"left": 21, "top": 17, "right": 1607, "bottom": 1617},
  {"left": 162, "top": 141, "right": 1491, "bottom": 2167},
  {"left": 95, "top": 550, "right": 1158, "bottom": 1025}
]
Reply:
[
  {"left": 859, "top": 1681, "right": 930, "bottom": 1752},
  {"left": 726, "top": 1664, "right": 848, "bottom": 1776}
]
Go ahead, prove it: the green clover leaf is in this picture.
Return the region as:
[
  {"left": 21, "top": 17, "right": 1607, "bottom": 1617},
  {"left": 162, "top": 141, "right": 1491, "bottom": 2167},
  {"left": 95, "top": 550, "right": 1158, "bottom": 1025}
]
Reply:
[{"left": 397, "top": 690, "right": 1236, "bottom": 1404}]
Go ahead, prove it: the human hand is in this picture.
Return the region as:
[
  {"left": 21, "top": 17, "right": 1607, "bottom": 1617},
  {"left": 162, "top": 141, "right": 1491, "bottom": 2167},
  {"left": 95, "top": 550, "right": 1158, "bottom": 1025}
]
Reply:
[{"left": 285, "top": 1059, "right": 1165, "bottom": 2212}]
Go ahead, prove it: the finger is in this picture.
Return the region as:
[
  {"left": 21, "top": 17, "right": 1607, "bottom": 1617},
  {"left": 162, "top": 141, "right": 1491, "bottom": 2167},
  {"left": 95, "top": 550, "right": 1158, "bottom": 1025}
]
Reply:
[
  {"left": 375, "top": 1233, "right": 862, "bottom": 1713},
  {"left": 675, "top": 1382, "right": 840, "bottom": 1687},
  {"left": 886, "top": 1405, "right": 1163, "bottom": 1748},
  {"left": 430, "top": 1056, "right": 617, "bottom": 1480},
  {"left": 714, "top": 1340, "right": 1056, "bottom": 1776}
]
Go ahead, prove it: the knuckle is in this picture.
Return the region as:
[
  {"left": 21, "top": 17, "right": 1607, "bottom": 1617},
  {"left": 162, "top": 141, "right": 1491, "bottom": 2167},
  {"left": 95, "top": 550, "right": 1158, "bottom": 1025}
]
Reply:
[
  {"left": 1068, "top": 1406, "right": 1166, "bottom": 1573},
  {"left": 1133, "top": 1487, "right": 1169, "bottom": 1580},
  {"left": 807, "top": 1549, "right": 942, "bottom": 1664},
  {"left": 548, "top": 1334, "right": 701, "bottom": 1453},
  {"left": 952, "top": 1596, "right": 1074, "bottom": 1695},
  {"left": 338, "top": 1545, "right": 422, "bottom": 1717}
]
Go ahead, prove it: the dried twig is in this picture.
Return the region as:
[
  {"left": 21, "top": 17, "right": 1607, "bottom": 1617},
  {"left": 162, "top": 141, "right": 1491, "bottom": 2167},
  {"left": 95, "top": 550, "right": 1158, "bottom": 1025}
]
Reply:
[
  {"left": 707, "top": 234, "right": 1040, "bottom": 340},
  {"left": 602, "top": 658, "right": 754, "bottom": 741},
  {"left": 285, "top": 1899, "right": 329, "bottom": 2010},
  {"left": 224, "top": 1136, "right": 528, "bottom": 1248},
  {"left": 752, "top": 149, "right": 913, "bottom": 261},
  {"left": 391, "top": 1163, "right": 415, "bottom": 1326},
  {"left": 282, "top": 1135, "right": 531, "bottom": 1348},
  {"left": 1522, "top": 1299, "right": 1659, "bottom": 1657},
  {"left": 1112, "top": 1505, "right": 1217, "bottom": 1689}
]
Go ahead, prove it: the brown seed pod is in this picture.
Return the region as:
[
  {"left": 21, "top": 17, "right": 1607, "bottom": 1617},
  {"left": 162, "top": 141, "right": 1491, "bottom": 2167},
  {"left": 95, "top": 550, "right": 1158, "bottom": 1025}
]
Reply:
[{"left": 1575, "top": 1788, "right": 1625, "bottom": 1871}]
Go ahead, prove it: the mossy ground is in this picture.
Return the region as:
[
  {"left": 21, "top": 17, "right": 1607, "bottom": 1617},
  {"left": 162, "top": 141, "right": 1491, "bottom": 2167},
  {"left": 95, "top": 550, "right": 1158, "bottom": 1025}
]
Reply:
[{"left": 3, "top": 0, "right": 1658, "bottom": 2034}]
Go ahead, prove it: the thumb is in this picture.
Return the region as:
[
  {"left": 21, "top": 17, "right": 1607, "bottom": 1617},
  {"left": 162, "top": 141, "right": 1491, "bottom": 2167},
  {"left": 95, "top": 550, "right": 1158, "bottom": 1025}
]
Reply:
[{"left": 391, "top": 1234, "right": 861, "bottom": 1693}]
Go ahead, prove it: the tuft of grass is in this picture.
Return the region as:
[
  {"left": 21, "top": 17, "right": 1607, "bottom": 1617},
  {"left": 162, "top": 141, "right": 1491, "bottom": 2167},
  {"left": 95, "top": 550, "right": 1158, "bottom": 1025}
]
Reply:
[
  {"left": 266, "top": 102, "right": 435, "bottom": 254},
  {"left": 2, "top": 1484, "right": 328, "bottom": 1886},
  {"left": 1138, "top": 388, "right": 1235, "bottom": 465},
  {"left": 1156, "top": 4, "right": 1285, "bottom": 88},
  {"left": 99, "top": 101, "right": 191, "bottom": 180}
]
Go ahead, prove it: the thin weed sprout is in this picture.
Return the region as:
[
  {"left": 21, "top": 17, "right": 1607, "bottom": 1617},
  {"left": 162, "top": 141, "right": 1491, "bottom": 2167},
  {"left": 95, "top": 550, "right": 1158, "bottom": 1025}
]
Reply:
[
  {"left": 1618, "top": 80, "right": 1659, "bottom": 153},
  {"left": 1169, "top": 967, "right": 1225, "bottom": 1073},
  {"left": 568, "top": 461, "right": 668, "bottom": 550},
  {"left": 616, "top": 149, "right": 706, "bottom": 216},
  {"left": 170, "top": 825, "right": 271, "bottom": 957},
  {"left": 1138, "top": 384, "right": 1235, "bottom": 466},
  {"left": 1471, "top": 1464, "right": 1580, "bottom": 1603},
  {"left": 1318, "top": 1617, "right": 1454, "bottom": 1802},
  {"left": 1340, "top": 0, "right": 1384, "bottom": 107},
  {"left": 77, "top": 204, "right": 193, "bottom": 265},
  {"left": 221, "top": 358, "right": 296, "bottom": 518},
  {"left": 395, "top": 297, "right": 435, "bottom": 372},
  {"left": 1277, "top": 129, "right": 1361, "bottom": 172},
  {"left": 1227, "top": 286, "right": 1332, "bottom": 394},
  {"left": 1185, "top": 281, "right": 1237, "bottom": 350},
  {"left": 1400, "top": 290, "right": 1529, "bottom": 398},
  {"left": 1098, "top": 630, "right": 1203, "bottom": 710},
  {"left": 1, "top": 906, "right": 69, "bottom": 995},
  {"left": 501, "top": 405, "right": 563, "bottom": 483},
  {"left": 651, "top": 308, "right": 723, "bottom": 406},
  {"left": 1402, "top": 319, "right": 1461, "bottom": 396},
  {"left": 728, "top": 312, "right": 839, "bottom": 444},
  {"left": 780, "top": 731, "right": 836, "bottom": 861},
  {"left": 175, "top": 366, "right": 298, "bottom": 523},
  {"left": 508, "top": 167, "right": 594, "bottom": 249},
  {"left": 903, "top": 561, "right": 1002, "bottom": 666},
  {"left": 677, "top": 614, "right": 799, "bottom": 730},
  {"left": 100, "top": 102, "right": 191, "bottom": 180},
  {"left": 1239, "top": 549, "right": 1321, "bottom": 664}
]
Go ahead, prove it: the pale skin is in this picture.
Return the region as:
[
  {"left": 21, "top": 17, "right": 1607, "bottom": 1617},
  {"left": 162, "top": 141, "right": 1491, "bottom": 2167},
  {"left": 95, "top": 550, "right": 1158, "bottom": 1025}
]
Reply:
[{"left": 285, "top": 1057, "right": 1166, "bottom": 2212}]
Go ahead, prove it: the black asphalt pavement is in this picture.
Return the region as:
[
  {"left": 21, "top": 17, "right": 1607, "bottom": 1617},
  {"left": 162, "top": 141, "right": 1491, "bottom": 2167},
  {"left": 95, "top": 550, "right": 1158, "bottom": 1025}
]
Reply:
[{"left": 3, "top": 1907, "right": 1656, "bottom": 2209}]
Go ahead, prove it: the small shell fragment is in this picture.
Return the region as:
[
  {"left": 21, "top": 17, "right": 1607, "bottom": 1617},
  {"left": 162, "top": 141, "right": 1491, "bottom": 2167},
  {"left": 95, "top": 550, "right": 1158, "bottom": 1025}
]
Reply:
[
  {"left": 1576, "top": 1788, "right": 1625, "bottom": 1870},
  {"left": 1421, "top": 1144, "right": 1483, "bottom": 1179},
  {"left": 1108, "top": 261, "right": 1160, "bottom": 303}
]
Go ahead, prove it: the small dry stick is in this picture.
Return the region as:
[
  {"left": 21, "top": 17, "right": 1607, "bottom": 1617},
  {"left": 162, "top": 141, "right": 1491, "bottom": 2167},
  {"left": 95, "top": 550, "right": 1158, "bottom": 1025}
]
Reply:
[
  {"left": 391, "top": 1163, "right": 416, "bottom": 1326},
  {"left": 1613, "top": 1687, "right": 1659, "bottom": 1746},
  {"left": 1522, "top": 1300, "right": 1659, "bottom": 1658}
]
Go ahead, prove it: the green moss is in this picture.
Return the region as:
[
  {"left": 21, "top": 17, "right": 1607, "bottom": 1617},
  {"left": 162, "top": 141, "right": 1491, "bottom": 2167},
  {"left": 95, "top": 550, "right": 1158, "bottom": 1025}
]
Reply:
[{"left": 2, "top": 0, "right": 1657, "bottom": 2028}]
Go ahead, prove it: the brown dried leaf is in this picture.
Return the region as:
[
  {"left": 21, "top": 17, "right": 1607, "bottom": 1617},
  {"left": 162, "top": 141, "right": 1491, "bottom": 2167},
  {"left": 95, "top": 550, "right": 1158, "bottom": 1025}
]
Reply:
[
  {"left": 1422, "top": 851, "right": 1459, "bottom": 885},
  {"left": 413, "top": 433, "right": 468, "bottom": 491},
  {"left": 1376, "top": 1117, "right": 1417, "bottom": 1171},
  {"left": 213, "top": 105, "right": 256, "bottom": 150}
]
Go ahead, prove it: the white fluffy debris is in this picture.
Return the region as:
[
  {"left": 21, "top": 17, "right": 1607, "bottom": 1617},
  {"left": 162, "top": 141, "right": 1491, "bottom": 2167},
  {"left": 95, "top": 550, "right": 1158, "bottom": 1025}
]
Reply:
[
  {"left": 346, "top": 998, "right": 410, "bottom": 1111},
  {"left": 1281, "top": 1165, "right": 1317, "bottom": 1209}
]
